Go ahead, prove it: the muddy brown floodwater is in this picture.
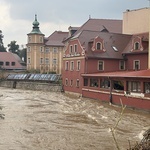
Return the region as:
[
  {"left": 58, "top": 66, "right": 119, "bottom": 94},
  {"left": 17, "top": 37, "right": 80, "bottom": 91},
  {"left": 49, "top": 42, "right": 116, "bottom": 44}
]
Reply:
[{"left": 0, "top": 87, "right": 149, "bottom": 150}]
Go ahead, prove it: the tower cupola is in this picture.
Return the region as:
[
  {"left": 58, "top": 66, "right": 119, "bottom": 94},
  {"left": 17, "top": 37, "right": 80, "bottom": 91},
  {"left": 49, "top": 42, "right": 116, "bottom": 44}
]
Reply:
[{"left": 29, "top": 14, "right": 44, "bottom": 35}]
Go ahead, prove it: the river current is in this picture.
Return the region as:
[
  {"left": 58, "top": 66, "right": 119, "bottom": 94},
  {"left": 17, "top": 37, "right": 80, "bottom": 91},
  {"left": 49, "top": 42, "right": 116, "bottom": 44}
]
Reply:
[{"left": 0, "top": 87, "right": 149, "bottom": 150}]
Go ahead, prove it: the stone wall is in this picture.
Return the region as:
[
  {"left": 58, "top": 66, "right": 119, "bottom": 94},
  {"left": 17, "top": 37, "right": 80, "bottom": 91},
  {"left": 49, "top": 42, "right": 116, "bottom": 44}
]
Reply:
[{"left": 0, "top": 80, "right": 62, "bottom": 92}]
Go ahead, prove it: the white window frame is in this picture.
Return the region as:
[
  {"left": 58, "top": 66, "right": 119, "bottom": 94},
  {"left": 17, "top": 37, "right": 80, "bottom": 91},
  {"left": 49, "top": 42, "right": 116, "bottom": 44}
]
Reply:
[
  {"left": 70, "top": 80, "right": 73, "bottom": 86},
  {"left": 77, "top": 60, "right": 81, "bottom": 71},
  {"left": 65, "top": 78, "right": 68, "bottom": 86},
  {"left": 119, "top": 60, "right": 125, "bottom": 70},
  {"left": 45, "top": 58, "right": 49, "bottom": 64},
  {"left": 65, "top": 61, "right": 69, "bottom": 70},
  {"left": 28, "top": 58, "right": 31, "bottom": 64},
  {"left": 45, "top": 47, "right": 49, "bottom": 53},
  {"left": 98, "top": 60, "right": 104, "bottom": 71},
  {"left": 133, "top": 60, "right": 140, "bottom": 70},
  {"left": 70, "top": 61, "right": 74, "bottom": 71},
  {"left": 76, "top": 79, "right": 80, "bottom": 88},
  {"left": 53, "top": 58, "right": 57, "bottom": 65},
  {"left": 134, "top": 42, "right": 140, "bottom": 50},
  {"left": 70, "top": 45, "right": 73, "bottom": 53},
  {"left": 40, "top": 47, "right": 43, "bottom": 52},
  {"left": 53, "top": 47, "right": 58, "bottom": 53},
  {"left": 74, "top": 44, "right": 77, "bottom": 53},
  {"left": 40, "top": 58, "right": 44, "bottom": 64},
  {"left": 27, "top": 47, "right": 31, "bottom": 52},
  {"left": 96, "top": 42, "right": 102, "bottom": 50}
]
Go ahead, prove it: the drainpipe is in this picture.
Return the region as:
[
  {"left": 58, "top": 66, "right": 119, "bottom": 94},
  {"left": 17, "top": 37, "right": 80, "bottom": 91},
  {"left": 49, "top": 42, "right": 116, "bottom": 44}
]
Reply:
[
  {"left": 148, "top": 6, "right": 150, "bottom": 68},
  {"left": 109, "top": 77, "right": 113, "bottom": 104}
]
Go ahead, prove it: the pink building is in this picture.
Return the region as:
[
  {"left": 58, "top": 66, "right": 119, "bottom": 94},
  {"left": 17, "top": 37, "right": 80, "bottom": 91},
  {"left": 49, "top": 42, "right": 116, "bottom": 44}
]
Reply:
[{"left": 62, "top": 17, "right": 150, "bottom": 111}]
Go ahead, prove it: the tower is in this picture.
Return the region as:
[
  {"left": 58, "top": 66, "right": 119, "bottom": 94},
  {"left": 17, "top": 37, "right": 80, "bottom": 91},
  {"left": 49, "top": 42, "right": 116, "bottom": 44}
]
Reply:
[{"left": 26, "top": 15, "right": 45, "bottom": 72}]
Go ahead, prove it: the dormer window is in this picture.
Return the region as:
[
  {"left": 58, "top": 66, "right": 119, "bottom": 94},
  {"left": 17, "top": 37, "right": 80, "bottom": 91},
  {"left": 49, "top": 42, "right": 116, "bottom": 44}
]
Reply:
[
  {"left": 96, "top": 42, "right": 102, "bottom": 50},
  {"left": 134, "top": 42, "right": 140, "bottom": 50},
  {"left": 70, "top": 45, "right": 73, "bottom": 53}
]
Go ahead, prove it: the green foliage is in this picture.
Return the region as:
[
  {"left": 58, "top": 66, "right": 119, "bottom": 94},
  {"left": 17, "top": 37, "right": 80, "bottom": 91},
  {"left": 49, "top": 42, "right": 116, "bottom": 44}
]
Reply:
[
  {"left": 19, "top": 47, "right": 27, "bottom": 63},
  {"left": 8, "top": 40, "right": 19, "bottom": 55},
  {"left": 0, "top": 30, "right": 6, "bottom": 52}
]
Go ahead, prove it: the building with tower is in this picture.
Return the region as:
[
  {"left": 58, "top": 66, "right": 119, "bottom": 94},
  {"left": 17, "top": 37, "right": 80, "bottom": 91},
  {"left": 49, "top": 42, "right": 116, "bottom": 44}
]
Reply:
[{"left": 26, "top": 15, "right": 68, "bottom": 74}]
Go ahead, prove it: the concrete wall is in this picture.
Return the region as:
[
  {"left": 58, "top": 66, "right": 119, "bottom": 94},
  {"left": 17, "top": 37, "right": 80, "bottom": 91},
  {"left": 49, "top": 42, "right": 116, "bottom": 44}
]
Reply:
[
  {"left": 0, "top": 81, "right": 62, "bottom": 92},
  {"left": 123, "top": 8, "right": 149, "bottom": 34}
]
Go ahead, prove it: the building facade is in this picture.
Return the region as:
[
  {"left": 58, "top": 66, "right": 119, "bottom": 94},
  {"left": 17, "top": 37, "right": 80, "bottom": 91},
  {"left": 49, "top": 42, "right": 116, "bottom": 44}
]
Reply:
[
  {"left": 62, "top": 8, "right": 150, "bottom": 111},
  {"left": 26, "top": 15, "right": 68, "bottom": 74}
]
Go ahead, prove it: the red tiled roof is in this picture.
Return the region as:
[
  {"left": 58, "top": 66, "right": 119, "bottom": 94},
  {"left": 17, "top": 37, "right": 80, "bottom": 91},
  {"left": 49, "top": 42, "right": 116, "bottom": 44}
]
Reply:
[
  {"left": 74, "top": 18, "right": 122, "bottom": 36},
  {"left": 45, "top": 31, "right": 68, "bottom": 46},
  {"left": 0, "top": 52, "right": 26, "bottom": 70},
  {"left": 77, "top": 30, "right": 132, "bottom": 59},
  {"left": 82, "top": 69, "right": 150, "bottom": 78}
]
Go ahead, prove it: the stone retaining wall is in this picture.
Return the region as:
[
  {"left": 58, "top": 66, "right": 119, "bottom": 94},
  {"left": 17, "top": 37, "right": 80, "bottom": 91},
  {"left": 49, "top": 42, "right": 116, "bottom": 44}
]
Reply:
[{"left": 0, "top": 80, "right": 62, "bottom": 92}]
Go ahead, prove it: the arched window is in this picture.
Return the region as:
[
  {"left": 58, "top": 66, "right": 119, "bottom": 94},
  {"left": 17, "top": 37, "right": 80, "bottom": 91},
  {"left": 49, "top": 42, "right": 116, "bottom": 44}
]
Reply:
[
  {"left": 96, "top": 42, "right": 102, "bottom": 50},
  {"left": 134, "top": 42, "right": 139, "bottom": 50}
]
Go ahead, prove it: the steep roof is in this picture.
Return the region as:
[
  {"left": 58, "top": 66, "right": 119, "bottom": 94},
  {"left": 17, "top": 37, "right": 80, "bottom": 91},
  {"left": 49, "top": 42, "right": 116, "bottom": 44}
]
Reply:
[
  {"left": 0, "top": 52, "right": 26, "bottom": 70},
  {"left": 122, "top": 32, "right": 149, "bottom": 54},
  {"left": 73, "top": 18, "right": 122, "bottom": 36},
  {"left": 77, "top": 30, "right": 132, "bottom": 59},
  {"left": 45, "top": 31, "right": 68, "bottom": 46}
]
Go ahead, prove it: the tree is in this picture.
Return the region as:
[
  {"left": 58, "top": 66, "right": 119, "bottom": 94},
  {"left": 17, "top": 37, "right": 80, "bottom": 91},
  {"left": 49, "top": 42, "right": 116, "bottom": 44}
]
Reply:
[
  {"left": 0, "top": 30, "right": 6, "bottom": 52},
  {"left": 19, "top": 46, "right": 27, "bottom": 63},
  {"left": 8, "top": 40, "right": 20, "bottom": 55}
]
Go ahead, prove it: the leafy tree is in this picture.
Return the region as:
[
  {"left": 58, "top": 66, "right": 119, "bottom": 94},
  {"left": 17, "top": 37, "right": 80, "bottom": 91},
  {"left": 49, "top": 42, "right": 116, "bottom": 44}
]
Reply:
[
  {"left": 19, "top": 45, "right": 27, "bottom": 63},
  {"left": 8, "top": 40, "right": 20, "bottom": 55},
  {"left": 0, "top": 30, "right": 6, "bottom": 52}
]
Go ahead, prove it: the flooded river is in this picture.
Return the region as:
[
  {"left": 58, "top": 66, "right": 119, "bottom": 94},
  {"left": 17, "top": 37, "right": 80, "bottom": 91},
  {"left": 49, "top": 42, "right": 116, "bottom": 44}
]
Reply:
[{"left": 0, "top": 87, "right": 149, "bottom": 150}]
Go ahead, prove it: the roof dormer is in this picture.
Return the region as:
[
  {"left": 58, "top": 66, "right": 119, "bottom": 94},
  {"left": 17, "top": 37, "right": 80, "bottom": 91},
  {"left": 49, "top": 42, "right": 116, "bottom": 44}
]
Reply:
[
  {"left": 92, "top": 36, "right": 106, "bottom": 52},
  {"left": 131, "top": 36, "right": 143, "bottom": 51}
]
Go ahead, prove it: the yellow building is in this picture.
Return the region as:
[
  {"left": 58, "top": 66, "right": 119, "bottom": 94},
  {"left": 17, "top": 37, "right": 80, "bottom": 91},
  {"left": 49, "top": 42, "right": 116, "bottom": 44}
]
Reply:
[
  {"left": 27, "top": 15, "right": 68, "bottom": 74},
  {"left": 123, "top": 7, "right": 149, "bottom": 34}
]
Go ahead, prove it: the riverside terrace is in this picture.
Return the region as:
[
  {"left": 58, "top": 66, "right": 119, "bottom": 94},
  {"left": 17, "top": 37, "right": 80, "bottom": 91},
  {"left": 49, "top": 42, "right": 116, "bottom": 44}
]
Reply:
[{"left": 5, "top": 74, "right": 61, "bottom": 83}]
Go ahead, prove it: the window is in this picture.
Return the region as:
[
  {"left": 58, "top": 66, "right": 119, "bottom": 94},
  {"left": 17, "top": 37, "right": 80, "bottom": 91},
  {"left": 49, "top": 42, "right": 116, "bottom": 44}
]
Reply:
[
  {"left": 53, "top": 47, "right": 58, "bottom": 53},
  {"left": 74, "top": 44, "right": 77, "bottom": 53},
  {"left": 65, "top": 61, "right": 69, "bottom": 70},
  {"left": 53, "top": 59, "right": 57, "bottom": 65},
  {"left": 40, "top": 36, "right": 43, "bottom": 42},
  {"left": 45, "top": 48, "right": 49, "bottom": 53},
  {"left": 0, "top": 61, "right": 4, "bottom": 66},
  {"left": 70, "top": 45, "right": 73, "bottom": 53},
  {"left": 90, "top": 78, "right": 99, "bottom": 87},
  {"left": 45, "top": 58, "right": 49, "bottom": 64},
  {"left": 40, "top": 58, "right": 44, "bottom": 64},
  {"left": 77, "top": 61, "right": 80, "bottom": 71},
  {"left": 134, "top": 60, "right": 140, "bottom": 70},
  {"left": 144, "top": 82, "right": 150, "bottom": 94},
  {"left": 96, "top": 42, "right": 102, "bottom": 50},
  {"left": 128, "top": 81, "right": 141, "bottom": 92},
  {"left": 70, "top": 61, "right": 74, "bottom": 71},
  {"left": 76, "top": 79, "right": 79, "bottom": 87},
  {"left": 84, "top": 78, "right": 88, "bottom": 86},
  {"left": 119, "top": 60, "right": 125, "bottom": 70},
  {"left": 28, "top": 58, "right": 31, "bottom": 64},
  {"left": 27, "top": 47, "right": 31, "bottom": 52},
  {"left": 100, "top": 79, "right": 110, "bottom": 89},
  {"left": 5, "top": 62, "right": 10, "bottom": 66},
  {"left": 28, "top": 36, "right": 31, "bottom": 42},
  {"left": 134, "top": 42, "right": 139, "bottom": 50},
  {"left": 65, "top": 78, "right": 68, "bottom": 86},
  {"left": 70, "top": 80, "right": 73, "bottom": 86},
  {"left": 11, "top": 62, "right": 15, "bottom": 66},
  {"left": 40, "top": 47, "right": 43, "bottom": 52},
  {"left": 98, "top": 61, "right": 104, "bottom": 71}
]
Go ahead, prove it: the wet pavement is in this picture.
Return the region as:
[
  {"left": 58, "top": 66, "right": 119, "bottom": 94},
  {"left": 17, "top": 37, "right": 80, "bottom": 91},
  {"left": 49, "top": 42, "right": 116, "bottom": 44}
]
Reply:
[{"left": 0, "top": 87, "right": 149, "bottom": 150}]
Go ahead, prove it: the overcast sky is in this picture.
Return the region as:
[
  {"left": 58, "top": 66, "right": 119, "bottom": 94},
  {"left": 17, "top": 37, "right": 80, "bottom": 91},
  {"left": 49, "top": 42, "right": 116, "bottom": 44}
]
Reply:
[{"left": 0, "top": 0, "right": 148, "bottom": 49}]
